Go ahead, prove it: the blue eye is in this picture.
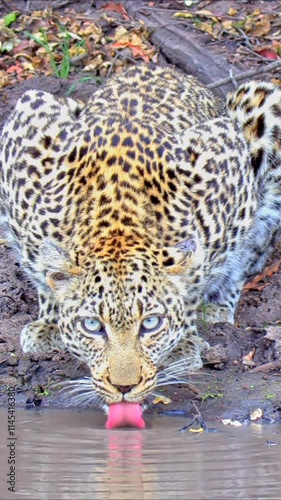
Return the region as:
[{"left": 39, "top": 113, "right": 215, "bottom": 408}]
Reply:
[
  {"left": 140, "top": 315, "right": 163, "bottom": 334},
  {"left": 81, "top": 318, "right": 105, "bottom": 335}
]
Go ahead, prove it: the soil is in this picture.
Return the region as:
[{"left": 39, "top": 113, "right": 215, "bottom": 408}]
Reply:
[{"left": 1, "top": 0, "right": 281, "bottom": 424}]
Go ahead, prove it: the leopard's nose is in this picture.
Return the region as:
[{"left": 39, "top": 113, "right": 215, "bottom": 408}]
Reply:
[{"left": 114, "top": 384, "right": 137, "bottom": 394}]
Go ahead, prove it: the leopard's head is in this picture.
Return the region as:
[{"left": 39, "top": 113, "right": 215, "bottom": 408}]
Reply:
[{"left": 40, "top": 237, "right": 204, "bottom": 405}]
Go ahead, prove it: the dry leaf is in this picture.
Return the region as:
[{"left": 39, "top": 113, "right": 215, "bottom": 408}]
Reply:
[
  {"left": 242, "top": 347, "right": 256, "bottom": 367},
  {"left": 250, "top": 408, "right": 263, "bottom": 421},
  {"left": 228, "top": 7, "right": 237, "bottom": 16},
  {"left": 0, "top": 71, "right": 9, "bottom": 88},
  {"left": 221, "top": 20, "right": 237, "bottom": 34},
  {"left": 173, "top": 12, "right": 194, "bottom": 19},
  {"left": 152, "top": 395, "right": 171, "bottom": 405},
  {"left": 243, "top": 260, "right": 281, "bottom": 293},
  {"left": 114, "top": 25, "right": 129, "bottom": 42},
  {"left": 101, "top": 3, "right": 130, "bottom": 20},
  {"left": 222, "top": 419, "right": 242, "bottom": 427},
  {"left": 83, "top": 53, "right": 103, "bottom": 71},
  {"left": 77, "top": 23, "right": 102, "bottom": 42},
  {"left": 68, "top": 45, "right": 87, "bottom": 57},
  {"left": 197, "top": 22, "right": 213, "bottom": 36},
  {"left": 243, "top": 347, "right": 256, "bottom": 362},
  {"left": 252, "top": 19, "right": 271, "bottom": 38},
  {"left": 195, "top": 10, "right": 219, "bottom": 22},
  {"left": 255, "top": 47, "right": 279, "bottom": 60}
]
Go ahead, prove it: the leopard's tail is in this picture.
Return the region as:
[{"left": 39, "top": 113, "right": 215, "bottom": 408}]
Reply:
[{"left": 227, "top": 80, "right": 281, "bottom": 176}]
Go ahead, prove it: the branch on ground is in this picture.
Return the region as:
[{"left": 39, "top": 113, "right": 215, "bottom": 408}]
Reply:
[{"left": 207, "top": 60, "right": 281, "bottom": 89}]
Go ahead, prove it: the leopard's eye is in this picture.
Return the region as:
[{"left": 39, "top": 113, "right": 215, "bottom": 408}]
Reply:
[
  {"left": 140, "top": 315, "right": 163, "bottom": 334},
  {"left": 80, "top": 318, "right": 105, "bottom": 335}
]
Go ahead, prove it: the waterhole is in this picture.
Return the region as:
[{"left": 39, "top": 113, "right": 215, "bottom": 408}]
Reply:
[{"left": 0, "top": 408, "right": 281, "bottom": 499}]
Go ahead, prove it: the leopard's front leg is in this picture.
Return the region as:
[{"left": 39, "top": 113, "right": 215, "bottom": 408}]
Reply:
[
  {"left": 21, "top": 287, "right": 66, "bottom": 353},
  {"left": 201, "top": 276, "right": 243, "bottom": 326}
]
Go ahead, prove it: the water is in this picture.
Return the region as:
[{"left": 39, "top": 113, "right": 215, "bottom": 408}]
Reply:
[{"left": 0, "top": 408, "right": 281, "bottom": 499}]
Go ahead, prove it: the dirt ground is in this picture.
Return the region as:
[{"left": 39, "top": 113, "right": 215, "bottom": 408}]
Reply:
[{"left": 1, "top": 0, "right": 281, "bottom": 424}]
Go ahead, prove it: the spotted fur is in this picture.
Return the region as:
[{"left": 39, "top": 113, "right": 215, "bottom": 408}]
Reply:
[{"left": 0, "top": 66, "right": 280, "bottom": 405}]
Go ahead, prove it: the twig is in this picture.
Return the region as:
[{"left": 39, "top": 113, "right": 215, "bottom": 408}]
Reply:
[
  {"left": 236, "top": 27, "right": 253, "bottom": 50},
  {"left": 0, "top": 0, "right": 14, "bottom": 11},
  {"left": 228, "top": 69, "right": 238, "bottom": 89},
  {"left": 252, "top": 360, "right": 281, "bottom": 373},
  {"left": 106, "top": 52, "right": 121, "bottom": 81},
  {"left": 69, "top": 52, "right": 89, "bottom": 65},
  {"left": 207, "top": 60, "right": 281, "bottom": 89},
  {"left": 51, "top": 0, "right": 78, "bottom": 9}
]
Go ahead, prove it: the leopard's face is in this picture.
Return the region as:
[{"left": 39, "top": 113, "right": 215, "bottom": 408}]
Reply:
[{"left": 45, "top": 244, "right": 194, "bottom": 404}]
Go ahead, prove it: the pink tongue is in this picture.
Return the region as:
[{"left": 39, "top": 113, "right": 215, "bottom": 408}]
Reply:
[{"left": 106, "top": 403, "right": 145, "bottom": 429}]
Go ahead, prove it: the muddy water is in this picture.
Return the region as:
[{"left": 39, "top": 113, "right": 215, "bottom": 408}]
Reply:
[{"left": 1, "top": 409, "right": 281, "bottom": 499}]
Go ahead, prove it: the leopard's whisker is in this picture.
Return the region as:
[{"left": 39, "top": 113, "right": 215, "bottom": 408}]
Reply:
[
  {"left": 50, "top": 377, "right": 93, "bottom": 392},
  {"left": 71, "top": 391, "right": 100, "bottom": 406},
  {"left": 62, "top": 387, "right": 95, "bottom": 397},
  {"left": 155, "top": 379, "right": 192, "bottom": 387},
  {"left": 163, "top": 356, "right": 196, "bottom": 369}
]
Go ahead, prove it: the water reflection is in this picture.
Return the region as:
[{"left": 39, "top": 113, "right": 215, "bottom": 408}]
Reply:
[
  {"left": 106, "top": 431, "right": 146, "bottom": 499},
  {"left": 0, "top": 409, "right": 280, "bottom": 499}
]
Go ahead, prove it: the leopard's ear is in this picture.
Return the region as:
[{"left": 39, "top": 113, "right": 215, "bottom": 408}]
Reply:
[
  {"left": 40, "top": 239, "right": 82, "bottom": 292},
  {"left": 159, "top": 239, "right": 197, "bottom": 274}
]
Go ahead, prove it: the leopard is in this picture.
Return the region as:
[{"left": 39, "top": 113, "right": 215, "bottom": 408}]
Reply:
[{"left": 1, "top": 64, "right": 281, "bottom": 410}]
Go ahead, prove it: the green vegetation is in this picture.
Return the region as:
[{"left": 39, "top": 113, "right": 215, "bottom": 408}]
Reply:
[
  {"left": 201, "top": 392, "right": 223, "bottom": 402},
  {"left": 26, "top": 24, "right": 85, "bottom": 79}
]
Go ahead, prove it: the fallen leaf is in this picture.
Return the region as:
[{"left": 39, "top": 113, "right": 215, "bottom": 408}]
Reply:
[
  {"left": 222, "top": 419, "right": 242, "bottom": 427},
  {"left": 83, "top": 53, "right": 104, "bottom": 71},
  {"left": 114, "top": 25, "right": 129, "bottom": 42},
  {"left": 111, "top": 28, "right": 154, "bottom": 63},
  {"left": 252, "top": 19, "right": 272, "bottom": 37},
  {"left": 255, "top": 47, "right": 279, "bottom": 60},
  {"left": 195, "top": 10, "right": 219, "bottom": 22},
  {"left": 228, "top": 7, "right": 237, "bottom": 16},
  {"left": 221, "top": 20, "right": 237, "bottom": 35},
  {"left": 3, "top": 11, "right": 20, "bottom": 27},
  {"left": 0, "top": 40, "right": 15, "bottom": 53},
  {"left": 129, "top": 44, "right": 151, "bottom": 63},
  {"left": 101, "top": 3, "right": 130, "bottom": 20},
  {"left": 13, "top": 40, "right": 31, "bottom": 53},
  {"left": 0, "top": 71, "right": 9, "bottom": 88},
  {"left": 173, "top": 12, "right": 194, "bottom": 19},
  {"left": 242, "top": 347, "right": 256, "bottom": 367},
  {"left": 21, "top": 61, "right": 35, "bottom": 72},
  {"left": 14, "top": 52, "right": 33, "bottom": 62},
  {"left": 243, "top": 260, "right": 281, "bottom": 292},
  {"left": 68, "top": 45, "right": 87, "bottom": 57},
  {"left": 250, "top": 408, "right": 263, "bottom": 421},
  {"left": 197, "top": 21, "right": 213, "bottom": 36},
  {"left": 243, "top": 347, "right": 256, "bottom": 362},
  {"left": 77, "top": 22, "right": 102, "bottom": 42},
  {"left": 6, "top": 62, "right": 23, "bottom": 75},
  {"left": 152, "top": 395, "right": 171, "bottom": 405}
]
